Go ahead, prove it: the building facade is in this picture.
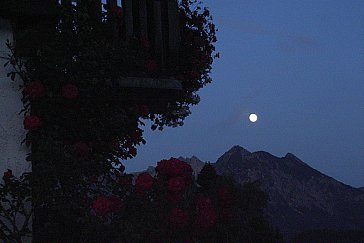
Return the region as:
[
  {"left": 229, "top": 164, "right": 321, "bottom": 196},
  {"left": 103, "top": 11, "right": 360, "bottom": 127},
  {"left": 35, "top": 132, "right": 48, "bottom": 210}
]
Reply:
[{"left": 0, "top": 18, "right": 30, "bottom": 179}]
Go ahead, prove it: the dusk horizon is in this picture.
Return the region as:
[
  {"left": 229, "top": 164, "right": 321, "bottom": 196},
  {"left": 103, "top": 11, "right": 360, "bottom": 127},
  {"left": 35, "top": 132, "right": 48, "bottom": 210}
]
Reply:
[
  {"left": 1, "top": 0, "right": 363, "bottom": 242},
  {"left": 125, "top": 0, "right": 364, "bottom": 188}
]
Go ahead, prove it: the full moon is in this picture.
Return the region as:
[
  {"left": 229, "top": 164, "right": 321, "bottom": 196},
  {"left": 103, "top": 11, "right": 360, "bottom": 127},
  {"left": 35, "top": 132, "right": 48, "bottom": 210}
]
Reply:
[{"left": 249, "top": 113, "right": 258, "bottom": 122}]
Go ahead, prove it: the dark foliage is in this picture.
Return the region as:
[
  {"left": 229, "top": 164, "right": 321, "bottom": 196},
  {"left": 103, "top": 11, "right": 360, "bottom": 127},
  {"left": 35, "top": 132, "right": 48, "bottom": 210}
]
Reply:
[
  {"left": 0, "top": 0, "right": 219, "bottom": 241},
  {"left": 293, "top": 229, "right": 364, "bottom": 243}
]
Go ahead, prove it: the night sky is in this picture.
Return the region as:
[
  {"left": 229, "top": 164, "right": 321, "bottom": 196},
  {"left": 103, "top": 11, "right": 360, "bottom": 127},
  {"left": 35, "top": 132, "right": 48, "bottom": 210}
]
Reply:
[{"left": 126, "top": 0, "right": 364, "bottom": 188}]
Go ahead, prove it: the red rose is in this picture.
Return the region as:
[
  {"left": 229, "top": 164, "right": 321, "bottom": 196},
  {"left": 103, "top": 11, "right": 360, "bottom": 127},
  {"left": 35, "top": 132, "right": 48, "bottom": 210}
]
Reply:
[
  {"left": 194, "top": 207, "right": 217, "bottom": 232},
  {"left": 184, "top": 239, "right": 194, "bottom": 243},
  {"left": 62, "top": 84, "right": 79, "bottom": 99},
  {"left": 221, "top": 207, "right": 234, "bottom": 222},
  {"left": 190, "top": 70, "right": 200, "bottom": 79},
  {"left": 218, "top": 188, "right": 234, "bottom": 206},
  {"left": 74, "top": 142, "right": 90, "bottom": 156},
  {"left": 156, "top": 158, "right": 193, "bottom": 178},
  {"left": 23, "top": 115, "right": 42, "bottom": 130},
  {"left": 3, "top": 169, "right": 12, "bottom": 180},
  {"left": 196, "top": 196, "right": 212, "bottom": 210},
  {"left": 156, "top": 159, "right": 173, "bottom": 176},
  {"left": 175, "top": 75, "right": 186, "bottom": 82},
  {"left": 198, "top": 55, "right": 210, "bottom": 67},
  {"left": 109, "top": 138, "right": 119, "bottom": 149},
  {"left": 139, "top": 105, "right": 149, "bottom": 117},
  {"left": 168, "top": 176, "right": 186, "bottom": 193},
  {"left": 166, "top": 208, "right": 189, "bottom": 229},
  {"left": 140, "top": 36, "right": 150, "bottom": 50},
  {"left": 92, "top": 194, "right": 112, "bottom": 216},
  {"left": 25, "top": 80, "right": 45, "bottom": 98},
  {"left": 146, "top": 59, "right": 158, "bottom": 73},
  {"left": 111, "top": 6, "right": 123, "bottom": 18},
  {"left": 119, "top": 163, "right": 125, "bottom": 173},
  {"left": 194, "top": 16, "right": 205, "bottom": 26},
  {"left": 135, "top": 172, "right": 154, "bottom": 191},
  {"left": 118, "top": 176, "right": 132, "bottom": 186},
  {"left": 92, "top": 194, "right": 123, "bottom": 216},
  {"left": 108, "top": 195, "right": 123, "bottom": 213},
  {"left": 89, "top": 175, "right": 98, "bottom": 183},
  {"left": 167, "top": 192, "right": 182, "bottom": 204},
  {"left": 130, "top": 130, "right": 142, "bottom": 142},
  {"left": 129, "top": 146, "right": 137, "bottom": 156}
]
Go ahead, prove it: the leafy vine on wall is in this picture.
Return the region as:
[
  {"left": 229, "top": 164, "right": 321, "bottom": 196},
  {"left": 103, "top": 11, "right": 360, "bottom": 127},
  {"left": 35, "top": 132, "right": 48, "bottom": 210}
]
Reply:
[{"left": 1, "top": 0, "right": 218, "bottom": 241}]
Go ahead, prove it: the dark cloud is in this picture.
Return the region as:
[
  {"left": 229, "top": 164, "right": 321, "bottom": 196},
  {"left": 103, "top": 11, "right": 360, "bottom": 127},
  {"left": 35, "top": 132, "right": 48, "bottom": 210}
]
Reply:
[{"left": 219, "top": 18, "right": 319, "bottom": 52}]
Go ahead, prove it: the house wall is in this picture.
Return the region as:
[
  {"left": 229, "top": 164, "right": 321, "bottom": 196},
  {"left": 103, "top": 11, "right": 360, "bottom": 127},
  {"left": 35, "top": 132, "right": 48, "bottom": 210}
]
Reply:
[{"left": 0, "top": 18, "right": 30, "bottom": 178}]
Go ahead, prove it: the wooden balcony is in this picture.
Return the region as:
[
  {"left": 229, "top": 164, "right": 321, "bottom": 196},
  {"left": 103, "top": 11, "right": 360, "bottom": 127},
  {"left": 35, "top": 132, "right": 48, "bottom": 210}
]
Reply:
[
  {"left": 1, "top": 0, "right": 181, "bottom": 75},
  {"left": 1, "top": 0, "right": 183, "bottom": 113}
]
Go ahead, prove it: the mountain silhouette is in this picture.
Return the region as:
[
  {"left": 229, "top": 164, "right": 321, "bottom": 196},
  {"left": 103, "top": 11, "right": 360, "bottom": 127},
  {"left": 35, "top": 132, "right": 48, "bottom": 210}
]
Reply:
[{"left": 211, "top": 145, "right": 364, "bottom": 240}]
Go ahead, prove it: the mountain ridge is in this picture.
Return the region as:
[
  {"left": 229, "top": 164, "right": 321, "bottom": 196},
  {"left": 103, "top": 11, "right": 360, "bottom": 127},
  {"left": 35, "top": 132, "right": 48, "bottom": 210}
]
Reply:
[
  {"left": 213, "top": 145, "right": 364, "bottom": 239},
  {"left": 135, "top": 145, "right": 364, "bottom": 239}
]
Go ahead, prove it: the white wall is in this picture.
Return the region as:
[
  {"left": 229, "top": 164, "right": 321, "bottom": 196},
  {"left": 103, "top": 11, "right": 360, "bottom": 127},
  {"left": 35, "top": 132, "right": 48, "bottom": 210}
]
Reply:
[
  {"left": 0, "top": 18, "right": 32, "bottom": 243},
  {"left": 0, "top": 18, "right": 30, "bottom": 178}
]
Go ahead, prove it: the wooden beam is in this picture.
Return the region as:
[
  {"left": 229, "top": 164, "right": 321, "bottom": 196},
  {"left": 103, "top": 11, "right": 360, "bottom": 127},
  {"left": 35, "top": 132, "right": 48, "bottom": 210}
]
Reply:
[
  {"left": 168, "top": 0, "right": 179, "bottom": 63},
  {"left": 107, "top": 0, "right": 117, "bottom": 8},
  {"left": 153, "top": 0, "right": 164, "bottom": 71},
  {"left": 124, "top": 0, "right": 133, "bottom": 39},
  {"left": 0, "top": 0, "right": 56, "bottom": 18},
  {"left": 107, "top": 0, "right": 118, "bottom": 41},
  {"left": 118, "top": 77, "right": 182, "bottom": 90},
  {"left": 139, "top": 0, "right": 148, "bottom": 38},
  {"left": 61, "top": 0, "right": 72, "bottom": 6}
]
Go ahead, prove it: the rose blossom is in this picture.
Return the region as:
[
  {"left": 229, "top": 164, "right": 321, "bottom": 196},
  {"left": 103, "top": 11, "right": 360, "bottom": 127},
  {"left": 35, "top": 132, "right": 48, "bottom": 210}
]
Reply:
[
  {"left": 218, "top": 188, "right": 234, "bottom": 207},
  {"left": 196, "top": 196, "right": 213, "bottom": 210},
  {"left": 221, "top": 207, "right": 234, "bottom": 222},
  {"left": 119, "top": 163, "right": 125, "bottom": 173},
  {"left": 92, "top": 194, "right": 123, "bottom": 216},
  {"left": 146, "top": 59, "right": 158, "bottom": 73},
  {"left": 129, "top": 146, "right": 137, "bottom": 156},
  {"left": 167, "top": 192, "right": 182, "bottom": 204},
  {"left": 89, "top": 175, "right": 98, "bottom": 183},
  {"left": 166, "top": 208, "right": 189, "bottom": 229},
  {"left": 111, "top": 6, "right": 123, "bottom": 18},
  {"left": 25, "top": 80, "right": 45, "bottom": 98},
  {"left": 3, "top": 169, "right": 12, "bottom": 180},
  {"left": 74, "top": 142, "right": 90, "bottom": 156},
  {"left": 130, "top": 130, "right": 142, "bottom": 142},
  {"left": 156, "top": 158, "right": 193, "bottom": 178},
  {"left": 61, "top": 84, "right": 79, "bottom": 99},
  {"left": 108, "top": 195, "right": 123, "bottom": 213},
  {"left": 190, "top": 70, "right": 200, "bottom": 79},
  {"left": 194, "top": 207, "right": 217, "bottom": 232},
  {"left": 23, "top": 115, "right": 42, "bottom": 130},
  {"left": 135, "top": 172, "right": 154, "bottom": 191},
  {"left": 168, "top": 176, "right": 186, "bottom": 193},
  {"left": 118, "top": 176, "right": 132, "bottom": 186},
  {"left": 140, "top": 36, "right": 150, "bottom": 50},
  {"left": 109, "top": 138, "right": 119, "bottom": 149},
  {"left": 92, "top": 194, "right": 112, "bottom": 216},
  {"left": 139, "top": 105, "right": 149, "bottom": 117}
]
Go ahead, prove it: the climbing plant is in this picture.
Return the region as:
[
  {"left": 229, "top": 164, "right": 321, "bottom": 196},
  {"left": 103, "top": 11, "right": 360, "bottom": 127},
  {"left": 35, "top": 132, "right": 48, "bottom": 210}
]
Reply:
[{"left": 1, "top": 0, "right": 217, "bottom": 241}]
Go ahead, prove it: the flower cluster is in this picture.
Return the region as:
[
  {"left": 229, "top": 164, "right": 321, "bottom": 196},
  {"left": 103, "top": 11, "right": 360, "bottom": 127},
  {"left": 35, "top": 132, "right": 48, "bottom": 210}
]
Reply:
[
  {"left": 25, "top": 80, "right": 45, "bottom": 99},
  {"left": 2, "top": 169, "right": 13, "bottom": 181},
  {"left": 135, "top": 172, "right": 154, "bottom": 191},
  {"left": 23, "top": 115, "right": 42, "bottom": 130},
  {"left": 92, "top": 194, "right": 123, "bottom": 217},
  {"left": 156, "top": 158, "right": 193, "bottom": 178},
  {"left": 86, "top": 159, "right": 249, "bottom": 242},
  {"left": 3, "top": 0, "right": 217, "bottom": 240}
]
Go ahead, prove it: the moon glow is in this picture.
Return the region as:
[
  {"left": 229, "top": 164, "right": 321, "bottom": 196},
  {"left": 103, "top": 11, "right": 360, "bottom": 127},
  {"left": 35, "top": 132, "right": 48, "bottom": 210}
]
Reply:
[{"left": 249, "top": 113, "right": 258, "bottom": 122}]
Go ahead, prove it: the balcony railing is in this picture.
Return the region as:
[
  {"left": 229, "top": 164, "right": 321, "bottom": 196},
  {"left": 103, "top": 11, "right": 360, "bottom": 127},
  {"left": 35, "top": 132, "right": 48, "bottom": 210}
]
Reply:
[{"left": 1, "top": 0, "right": 180, "bottom": 76}]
